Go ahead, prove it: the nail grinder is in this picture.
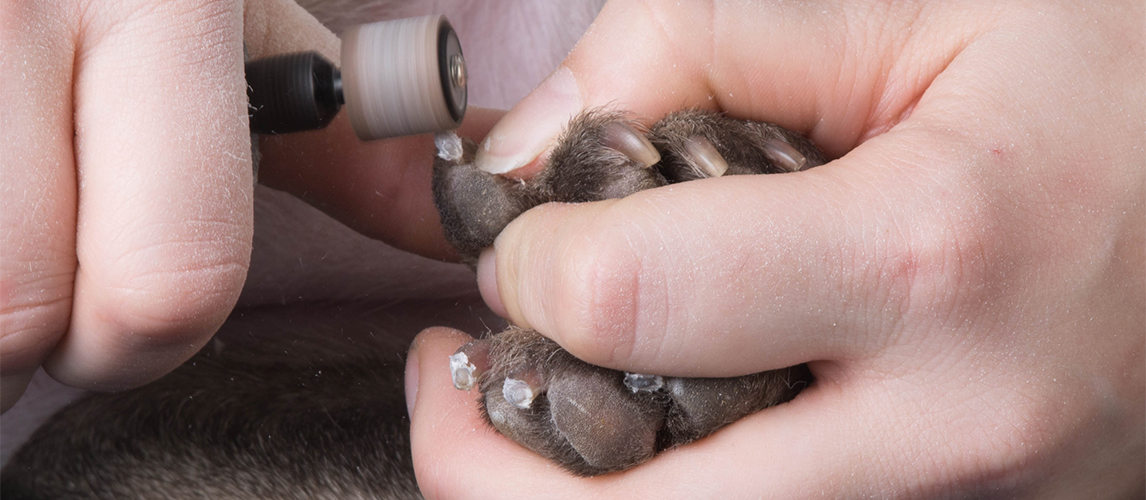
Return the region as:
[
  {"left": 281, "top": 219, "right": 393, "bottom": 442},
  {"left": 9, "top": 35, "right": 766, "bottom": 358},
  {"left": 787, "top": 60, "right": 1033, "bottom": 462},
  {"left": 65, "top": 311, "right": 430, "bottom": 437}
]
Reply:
[{"left": 245, "top": 14, "right": 467, "bottom": 140}]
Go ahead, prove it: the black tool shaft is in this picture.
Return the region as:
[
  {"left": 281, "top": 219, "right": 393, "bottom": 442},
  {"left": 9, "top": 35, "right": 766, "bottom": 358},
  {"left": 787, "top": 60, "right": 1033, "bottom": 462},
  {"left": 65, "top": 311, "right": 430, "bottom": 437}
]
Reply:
[{"left": 246, "top": 52, "right": 342, "bottom": 135}]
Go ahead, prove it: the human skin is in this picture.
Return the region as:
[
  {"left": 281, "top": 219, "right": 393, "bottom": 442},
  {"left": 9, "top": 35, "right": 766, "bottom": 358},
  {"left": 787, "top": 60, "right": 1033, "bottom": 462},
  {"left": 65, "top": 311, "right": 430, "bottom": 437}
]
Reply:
[
  {"left": 0, "top": 0, "right": 500, "bottom": 413},
  {"left": 406, "top": 0, "right": 1144, "bottom": 498}
]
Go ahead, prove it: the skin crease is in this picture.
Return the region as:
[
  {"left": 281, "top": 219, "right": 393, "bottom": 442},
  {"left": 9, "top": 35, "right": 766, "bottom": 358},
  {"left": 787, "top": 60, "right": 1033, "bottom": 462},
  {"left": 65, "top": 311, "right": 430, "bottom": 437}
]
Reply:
[
  {"left": 1, "top": 0, "right": 1140, "bottom": 497},
  {"left": 0, "top": 0, "right": 499, "bottom": 412},
  {"left": 1, "top": 0, "right": 253, "bottom": 406},
  {"left": 409, "top": 0, "right": 1144, "bottom": 498}
]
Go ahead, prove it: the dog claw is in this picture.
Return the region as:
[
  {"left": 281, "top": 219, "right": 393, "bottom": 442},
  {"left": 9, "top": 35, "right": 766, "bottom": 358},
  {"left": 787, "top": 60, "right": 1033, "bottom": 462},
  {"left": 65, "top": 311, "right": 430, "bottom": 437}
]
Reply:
[
  {"left": 602, "top": 121, "right": 661, "bottom": 168},
  {"left": 450, "top": 339, "right": 492, "bottom": 391},
  {"left": 623, "top": 372, "right": 665, "bottom": 393},
  {"left": 435, "top": 131, "right": 465, "bottom": 162},
  {"left": 503, "top": 366, "right": 547, "bottom": 409},
  {"left": 683, "top": 136, "right": 729, "bottom": 177},
  {"left": 763, "top": 137, "right": 808, "bottom": 172}
]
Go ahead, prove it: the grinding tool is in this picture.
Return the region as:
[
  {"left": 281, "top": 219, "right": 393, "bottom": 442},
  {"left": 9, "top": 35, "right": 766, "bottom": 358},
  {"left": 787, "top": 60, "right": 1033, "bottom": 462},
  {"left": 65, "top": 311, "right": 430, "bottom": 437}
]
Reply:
[{"left": 246, "top": 14, "right": 466, "bottom": 140}]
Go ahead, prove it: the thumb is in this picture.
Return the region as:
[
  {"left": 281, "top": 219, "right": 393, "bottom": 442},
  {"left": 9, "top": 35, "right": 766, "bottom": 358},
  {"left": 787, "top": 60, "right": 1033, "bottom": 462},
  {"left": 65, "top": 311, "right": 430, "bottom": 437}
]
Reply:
[
  {"left": 472, "top": 1, "right": 994, "bottom": 375},
  {"left": 482, "top": 141, "right": 924, "bottom": 376},
  {"left": 472, "top": 0, "right": 952, "bottom": 176}
]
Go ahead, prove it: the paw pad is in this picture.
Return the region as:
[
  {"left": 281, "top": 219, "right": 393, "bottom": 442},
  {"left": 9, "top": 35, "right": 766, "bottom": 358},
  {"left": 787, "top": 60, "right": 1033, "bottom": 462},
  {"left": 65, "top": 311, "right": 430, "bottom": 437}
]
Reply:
[{"left": 452, "top": 329, "right": 812, "bottom": 476}]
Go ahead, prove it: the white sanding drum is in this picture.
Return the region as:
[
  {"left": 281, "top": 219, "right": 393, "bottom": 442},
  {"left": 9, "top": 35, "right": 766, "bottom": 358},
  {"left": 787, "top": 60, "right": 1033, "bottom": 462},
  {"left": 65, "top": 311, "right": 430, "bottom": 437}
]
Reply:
[{"left": 341, "top": 15, "right": 467, "bottom": 141}]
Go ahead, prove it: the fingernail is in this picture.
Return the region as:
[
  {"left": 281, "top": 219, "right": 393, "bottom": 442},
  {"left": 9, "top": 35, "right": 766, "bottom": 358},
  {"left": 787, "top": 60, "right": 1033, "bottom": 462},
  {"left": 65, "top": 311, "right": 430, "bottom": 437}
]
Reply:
[
  {"left": 475, "top": 67, "right": 583, "bottom": 174},
  {"left": 477, "top": 248, "right": 507, "bottom": 318},
  {"left": 405, "top": 343, "right": 420, "bottom": 419}
]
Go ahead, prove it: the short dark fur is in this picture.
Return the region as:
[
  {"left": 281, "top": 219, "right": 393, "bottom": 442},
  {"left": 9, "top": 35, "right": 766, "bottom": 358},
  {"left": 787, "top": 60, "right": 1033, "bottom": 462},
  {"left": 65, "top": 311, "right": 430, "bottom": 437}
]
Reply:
[
  {"left": 432, "top": 109, "right": 824, "bottom": 476},
  {"left": 0, "top": 302, "right": 501, "bottom": 499}
]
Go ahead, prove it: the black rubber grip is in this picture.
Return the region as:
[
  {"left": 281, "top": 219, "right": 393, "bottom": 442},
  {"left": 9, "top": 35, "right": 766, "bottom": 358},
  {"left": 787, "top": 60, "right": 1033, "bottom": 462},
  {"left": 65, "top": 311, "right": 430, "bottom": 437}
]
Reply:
[{"left": 246, "top": 52, "right": 342, "bottom": 134}]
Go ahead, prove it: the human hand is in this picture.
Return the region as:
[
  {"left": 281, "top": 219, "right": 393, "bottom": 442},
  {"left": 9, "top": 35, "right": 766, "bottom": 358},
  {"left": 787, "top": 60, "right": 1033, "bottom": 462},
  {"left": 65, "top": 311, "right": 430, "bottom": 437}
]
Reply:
[
  {"left": 406, "top": 1, "right": 1144, "bottom": 497},
  {"left": 0, "top": 0, "right": 500, "bottom": 412}
]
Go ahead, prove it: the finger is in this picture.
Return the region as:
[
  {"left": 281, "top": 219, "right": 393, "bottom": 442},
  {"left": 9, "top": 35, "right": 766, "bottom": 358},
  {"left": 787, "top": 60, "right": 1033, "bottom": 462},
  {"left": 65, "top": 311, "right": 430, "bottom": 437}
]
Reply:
[
  {"left": 245, "top": 1, "right": 504, "bottom": 260},
  {"left": 257, "top": 108, "right": 504, "bottom": 261},
  {"left": 408, "top": 328, "right": 850, "bottom": 498},
  {"left": 0, "top": 2, "right": 81, "bottom": 411},
  {"left": 408, "top": 326, "right": 845, "bottom": 498},
  {"left": 472, "top": 1, "right": 1003, "bottom": 376},
  {"left": 41, "top": 0, "right": 253, "bottom": 390},
  {"left": 408, "top": 327, "right": 604, "bottom": 499},
  {"left": 472, "top": 0, "right": 973, "bottom": 176},
  {"left": 484, "top": 88, "right": 1040, "bottom": 376}
]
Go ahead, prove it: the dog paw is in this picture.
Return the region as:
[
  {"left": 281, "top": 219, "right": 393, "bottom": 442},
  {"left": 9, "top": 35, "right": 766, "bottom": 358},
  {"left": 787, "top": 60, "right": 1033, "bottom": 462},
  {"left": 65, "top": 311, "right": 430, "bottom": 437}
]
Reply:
[
  {"left": 449, "top": 329, "right": 811, "bottom": 476},
  {"left": 432, "top": 110, "right": 667, "bottom": 263},
  {"left": 431, "top": 109, "right": 825, "bottom": 263},
  {"left": 433, "top": 109, "right": 825, "bottom": 475}
]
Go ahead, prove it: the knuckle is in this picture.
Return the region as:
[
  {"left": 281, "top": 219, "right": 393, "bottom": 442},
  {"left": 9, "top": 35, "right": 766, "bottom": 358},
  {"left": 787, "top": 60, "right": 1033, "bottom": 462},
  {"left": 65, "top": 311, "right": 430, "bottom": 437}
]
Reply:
[
  {"left": 846, "top": 175, "right": 1005, "bottom": 355},
  {"left": 940, "top": 212, "right": 1001, "bottom": 312},
  {"left": 110, "top": 0, "right": 238, "bottom": 31},
  {"left": 91, "top": 238, "right": 249, "bottom": 340},
  {"left": 888, "top": 201, "right": 1001, "bottom": 335},
  {"left": 549, "top": 209, "right": 645, "bottom": 367},
  {"left": 86, "top": 0, "right": 242, "bottom": 72},
  {"left": 0, "top": 268, "right": 74, "bottom": 373}
]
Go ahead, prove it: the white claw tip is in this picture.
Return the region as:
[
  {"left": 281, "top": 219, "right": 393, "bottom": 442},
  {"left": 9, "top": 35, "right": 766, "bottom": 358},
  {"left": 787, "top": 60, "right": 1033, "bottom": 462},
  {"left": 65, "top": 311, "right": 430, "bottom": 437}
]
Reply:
[
  {"left": 503, "top": 378, "right": 536, "bottom": 409},
  {"left": 623, "top": 372, "right": 665, "bottom": 393},
  {"left": 449, "top": 352, "right": 477, "bottom": 390},
  {"left": 435, "top": 132, "right": 464, "bottom": 162}
]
